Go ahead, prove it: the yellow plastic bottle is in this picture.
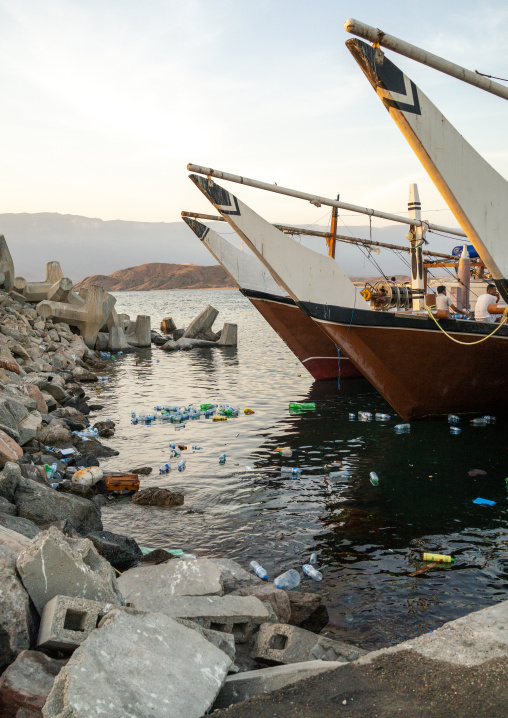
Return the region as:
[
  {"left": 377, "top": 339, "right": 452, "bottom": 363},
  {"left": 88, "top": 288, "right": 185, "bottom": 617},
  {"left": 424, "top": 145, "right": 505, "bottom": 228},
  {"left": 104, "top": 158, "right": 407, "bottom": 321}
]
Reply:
[
  {"left": 423, "top": 553, "right": 454, "bottom": 563},
  {"left": 244, "top": 408, "right": 255, "bottom": 415},
  {"left": 213, "top": 416, "right": 227, "bottom": 422}
]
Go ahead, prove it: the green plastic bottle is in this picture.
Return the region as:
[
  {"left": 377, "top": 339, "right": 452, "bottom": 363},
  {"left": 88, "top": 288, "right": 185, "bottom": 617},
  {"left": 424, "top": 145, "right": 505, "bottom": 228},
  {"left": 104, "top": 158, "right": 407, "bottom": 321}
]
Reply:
[
  {"left": 289, "top": 402, "right": 316, "bottom": 413},
  {"left": 200, "top": 403, "right": 214, "bottom": 411}
]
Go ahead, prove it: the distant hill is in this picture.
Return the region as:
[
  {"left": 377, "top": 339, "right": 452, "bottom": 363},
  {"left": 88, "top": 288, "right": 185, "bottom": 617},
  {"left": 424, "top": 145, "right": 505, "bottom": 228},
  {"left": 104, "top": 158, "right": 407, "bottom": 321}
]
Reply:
[{"left": 74, "top": 263, "right": 236, "bottom": 291}]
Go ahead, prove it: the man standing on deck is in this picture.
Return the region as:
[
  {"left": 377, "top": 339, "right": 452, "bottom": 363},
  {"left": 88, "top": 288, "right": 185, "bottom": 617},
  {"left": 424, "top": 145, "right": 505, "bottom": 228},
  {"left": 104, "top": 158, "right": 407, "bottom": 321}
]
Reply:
[
  {"left": 435, "top": 285, "right": 460, "bottom": 318},
  {"left": 474, "top": 284, "right": 506, "bottom": 323}
]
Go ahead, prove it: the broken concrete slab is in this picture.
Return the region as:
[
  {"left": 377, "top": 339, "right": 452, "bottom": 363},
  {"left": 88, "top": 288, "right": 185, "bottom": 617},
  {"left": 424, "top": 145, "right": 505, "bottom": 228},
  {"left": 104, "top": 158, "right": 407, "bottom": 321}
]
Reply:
[
  {"left": 183, "top": 304, "right": 219, "bottom": 340},
  {"left": 42, "top": 609, "right": 232, "bottom": 718},
  {"left": 0, "top": 649, "right": 65, "bottom": 718},
  {"left": 253, "top": 623, "right": 367, "bottom": 665},
  {"left": 127, "top": 594, "right": 271, "bottom": 644},
  {"left": 231, "top": 584, "right": 291, "bottom": 624},
  {"left": 218, "top": 322, "right": 238, "bottom": 346},
  {"left": 176, "top": 618, "right": 236, "bottom": 662},
  {"left": 16, "top": 526, "right": 124, "bottom": 614},
  {"left": 214, "top": 660, "right": 345, "bottom": 709},
  {"left": 38, "top": 594, "right": 117, "bottom": 652},
  {"left": 117, "top": 558, "right": 224, "bottom": 603},
  {"left": 210, "top": 558, "right": 262, "bottom": 593}
]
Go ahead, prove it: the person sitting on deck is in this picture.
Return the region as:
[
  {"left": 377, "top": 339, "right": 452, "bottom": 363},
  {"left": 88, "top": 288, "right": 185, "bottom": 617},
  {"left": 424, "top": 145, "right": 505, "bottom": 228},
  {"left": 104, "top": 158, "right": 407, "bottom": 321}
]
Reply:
[
  {"left": 474, "top": 284, "right": 506, "bottom": 323},
  {"left": 434, "top": 285, "right": 460, "bottom": 319}
]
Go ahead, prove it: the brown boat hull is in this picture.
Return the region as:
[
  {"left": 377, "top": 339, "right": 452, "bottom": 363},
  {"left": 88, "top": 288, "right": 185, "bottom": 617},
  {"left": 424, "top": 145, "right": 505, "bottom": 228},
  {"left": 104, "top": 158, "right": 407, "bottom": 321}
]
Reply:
[
  {"left": 242, "top": 289, "right": 363, "bottom": 381},
  {"left": 300, "top": 301, "right": 508, "bottom": 420}
]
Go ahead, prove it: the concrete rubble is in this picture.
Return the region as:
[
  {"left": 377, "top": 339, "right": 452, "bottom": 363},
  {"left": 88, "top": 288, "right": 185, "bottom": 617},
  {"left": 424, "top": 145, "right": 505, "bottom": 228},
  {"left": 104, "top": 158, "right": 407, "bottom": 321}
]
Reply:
[
  {"left": 154, "top": 303, "right": 238, "bottom": 351},
  {"left": 37, "top": 594, "right": 116, "bottom": 652},
  {"left": 16, "top": 526, "right": 124, "bottom": 614},
  {"left": 118, "top": 557, "right": 225, "bottom": 601},
  {"left": 42, "top": 609, "right": 232, "bottom": 718},
  {"left": 0, "top": 650, "right": 65, "bottom": 718},
  {"left": 253, "top": 623, "right": 368, "bottom": 664}
]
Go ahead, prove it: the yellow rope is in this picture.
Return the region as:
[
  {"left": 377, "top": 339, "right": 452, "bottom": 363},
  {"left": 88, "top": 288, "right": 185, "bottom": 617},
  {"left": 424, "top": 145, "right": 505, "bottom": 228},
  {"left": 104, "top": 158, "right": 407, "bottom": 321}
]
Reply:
[{"left": 425, "top": 306, "right": 508, "bottom": 345}]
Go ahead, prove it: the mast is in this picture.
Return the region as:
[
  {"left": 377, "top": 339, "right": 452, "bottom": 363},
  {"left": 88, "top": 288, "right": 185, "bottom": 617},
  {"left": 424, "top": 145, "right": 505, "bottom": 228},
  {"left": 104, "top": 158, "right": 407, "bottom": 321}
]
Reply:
[
  {"left": 408, "top": 184, "right": 425, "bottom": 311},
  {"left": 327, "top": 200, "right": 339, "bottom": 258}
]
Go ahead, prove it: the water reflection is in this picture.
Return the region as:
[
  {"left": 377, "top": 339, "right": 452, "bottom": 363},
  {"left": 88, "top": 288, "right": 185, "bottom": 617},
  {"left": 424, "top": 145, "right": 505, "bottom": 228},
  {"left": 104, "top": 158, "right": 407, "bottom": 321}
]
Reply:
[{"left": 90, "top": 290, "right": 508, "bottom": 650}]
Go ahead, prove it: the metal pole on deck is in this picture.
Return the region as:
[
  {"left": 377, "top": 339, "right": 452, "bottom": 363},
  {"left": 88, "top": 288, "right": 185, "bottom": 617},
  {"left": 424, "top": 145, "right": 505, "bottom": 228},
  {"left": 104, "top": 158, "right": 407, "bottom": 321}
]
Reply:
[
  {"left": 187, "top": 164, "right": 467, "bottom": 238},
  {"left": 344, "top": 18, "right": 508, "bottom": 102},
  {"left": 458, "top": 245, "right": 471, "bottom": 311},
  {"left": 327, "top": 198, "right": 339, "bottom": 258},
  {"left": 408, "top": 184, "right": 425, "bottom": 311}
]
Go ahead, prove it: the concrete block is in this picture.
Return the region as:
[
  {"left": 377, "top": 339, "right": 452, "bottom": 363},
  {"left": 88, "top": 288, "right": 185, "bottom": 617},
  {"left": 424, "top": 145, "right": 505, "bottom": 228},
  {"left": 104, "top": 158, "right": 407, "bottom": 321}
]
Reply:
[
  {"left": 37, "top": 285, "right": 116, "bottom": 348},
  {"left": 126, "top": 314, "right": 151, "bottom": 347},
  {"left": 107, "top": 325, "right": 131, "bottom": 352},
  {"left": 183, "top": 304, "right": 219, "bottom": 339},
  {"left": 47, "top": 277, "right": 73, "bottom": 303},
  {"left": 214, "top": 660, "right": 345, "bottom": 709},
  {"left": 16, "top": 526, "right": 124, "bottom": 614},
  {"left": 218, "top": 322, "right": 238, "bottom": 346},
  {"left": 95, "top": 332, "right": 109, "bottom": 350},
  {"left": 17, "top": 262, "right": 66, "bottom": 303},
  {"left": 253, "top": 623, "right": 368, "bottom": 665},
  {"left": 118, "top": 558, "right": 224, "bottom": 605},
  {"left": 38, "top": 594, "right": 116, "bottom": 652},
  {"left": 43, "top": 609, "right": 232, "bottom": 718},
  {"left": 129, "top": 594, "right": 271, "bottom": 643},
  {"left": 176, "top": 618, "right": 236, "bottom": 662},
  {"left": 160, "top": 316, "right": 176, "bottom": 334}
]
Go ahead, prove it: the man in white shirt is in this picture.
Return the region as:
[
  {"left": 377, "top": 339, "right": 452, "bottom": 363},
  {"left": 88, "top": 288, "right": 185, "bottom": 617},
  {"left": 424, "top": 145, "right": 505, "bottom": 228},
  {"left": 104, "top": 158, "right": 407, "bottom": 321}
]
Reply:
[
  {"left": 435, "top": 285, "right": 460, "bottom": 318},
  {"left": 474, "top": 284, "right": 506, "bottom": 323}
]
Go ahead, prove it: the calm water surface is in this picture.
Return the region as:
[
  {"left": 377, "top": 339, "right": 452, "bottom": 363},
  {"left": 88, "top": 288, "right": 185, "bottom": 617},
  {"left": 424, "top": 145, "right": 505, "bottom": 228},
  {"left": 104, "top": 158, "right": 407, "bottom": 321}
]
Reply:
[{"left": 90, "top": 290, "right": 508, "bottom": 650}]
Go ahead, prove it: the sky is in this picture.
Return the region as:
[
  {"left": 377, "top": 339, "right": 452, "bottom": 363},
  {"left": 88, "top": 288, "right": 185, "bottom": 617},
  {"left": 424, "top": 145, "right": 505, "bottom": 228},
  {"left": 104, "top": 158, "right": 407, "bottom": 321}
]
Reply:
[{"left": 1, "top": 0, "right": 508, "bottom": 263}]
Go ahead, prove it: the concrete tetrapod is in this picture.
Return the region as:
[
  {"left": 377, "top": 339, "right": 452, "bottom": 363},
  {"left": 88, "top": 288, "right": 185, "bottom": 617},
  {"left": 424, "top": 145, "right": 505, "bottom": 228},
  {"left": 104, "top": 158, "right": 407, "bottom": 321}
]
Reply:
[
  {"left": 125, "top": 314, "right": 151, "bottom": 347},
  {"left": 42, "top": 609, "right": 233, "bottom": 718},
  {"left": 0, "top": 236, "right": 15, "bottom": 292},
  {"left": 13, "top": 261, "right": 67, "bottom": 303},
  {"left": 36, "top": 285, "right": 116, "bottom": 348},
  {"left": 183, "top": 304, "right": 219, "bottom": 340}
]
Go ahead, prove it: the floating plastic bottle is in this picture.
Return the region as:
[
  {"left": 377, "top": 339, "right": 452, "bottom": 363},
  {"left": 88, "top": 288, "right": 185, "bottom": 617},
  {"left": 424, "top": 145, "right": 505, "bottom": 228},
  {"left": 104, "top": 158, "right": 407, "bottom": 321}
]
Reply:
[
  {"left": 178, "top": 460, "right": 186, "bottom": 472},
  {"left": 470, "top": 418, "right": 488, "bottom": 426},
  {"left": 219, "top": 453, "right": 226, "bottom": 464},
  {"left": 281, "top": 467, "right": 302, "bottom": 477},
  {"left": 170, "top": 448, "right": 181, "bottom": 458},
  {"left": 329, "top": 470, "right": 351, "bottom": 479},
  {"left": 178, "top": 444, "right": 187, "bottom": 451},
  {"left": 289, "top": 402, "right": 316, "bottom": 413},
  {"left": 394, "top": 424, "right": 410, "bottom": 433},
  {"left": 358, "top": 411, "right": 373, "bottom": 421},
  {"left": 249, "top": 560, "right": 268, "bottom": 580},
  {"left": 201, "top": 403, "right": 215, "bottom": 411},
  {"left": 131, "top": 417, "right": 138, "bottom": 425},
  {"left": 303, "top": 564, "right": 323, "bottom": 581},
  {"left": 450, "top": 426, "right": 461, "bottom": 435},
  {"left": 369, "top": 471, "right": 379, "bottom": 486},
  {"left": 310, "top": 552, "right": 317, "bottom": 565},
  {"left": 375, "top": 413, "right": 391, "bottom": 421},
  {"left": 159, "top": 463, "right": 170, "bottom": 474},
  {"left": 273, "top": 568, "right": 301, "bottom": 590},
  {"left": 213, "top": 416, "right": 227, "bottom": 422},
  {"left": 448, "top": 415, "right": 461, "bottom": 424},
  {"left": 244, "top": 408, "right": 255, "bottom": 415},
  {"left": 423, "top": 553, "right": 454, "bottom": 563},
  {"left": 483, "top": 415, "right": 497, "bottom": 424},
  {"left": 275, "top": 447, "right": 292, "bottom": 457},
  {"left": 192, "top": 445, "right": 202, "bottom": 450},
  {"left": 348, "top": 412, "right": 356, "bottom": 420}
]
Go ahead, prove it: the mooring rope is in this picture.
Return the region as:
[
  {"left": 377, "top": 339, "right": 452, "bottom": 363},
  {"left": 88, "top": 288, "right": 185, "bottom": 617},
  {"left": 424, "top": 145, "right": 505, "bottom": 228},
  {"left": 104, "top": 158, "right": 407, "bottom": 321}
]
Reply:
[{"left": 425, "top": 306, "right": 508, "bottom": 345}]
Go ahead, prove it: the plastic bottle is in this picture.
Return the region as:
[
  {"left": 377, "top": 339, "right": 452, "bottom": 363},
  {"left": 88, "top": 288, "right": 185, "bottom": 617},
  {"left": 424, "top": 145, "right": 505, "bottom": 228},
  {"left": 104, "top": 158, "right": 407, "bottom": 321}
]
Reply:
[
  {"left": 375, "top": 413, "right": 391, "bottom": 421},
  {"left": 310, "top": 552, "right": 317, "bottom": 565},
  {"left": 178, "top": 460, "right": 186, "bottom": 471},
  {"left": 394, "top": 424, "right": 410, "bottom": 433},
  {"left": 131, "top": 417, "right": 138, "bottom": 425},
  {"left": 281, "top": 467, "right": 302, "bottom": 477},
  {"left": 483, "top": 416, "right": 497, "bottom": 424},
  {"left": 249, "top": 560, "right": 268, "bottom": 580},
  {"left": 219, "top": 453, "right": 226, "bottom": 464},
  {"left": 201, "top": 403, "right": 215, "bottom": 411},
  {"left": 273, "top": 568, "right": 301, "bottom": 590},
  {"left": 348, "top": 412, "right": 356, "bottom": 420},
  {"left": 159, "top": 463, "right": 170, "bottom": 474},
  {"left": 192, "top": 445, "right": 202, "bottom": 450},
  {"left": 289, "top": 402, "right": 316, "bottom": 412},
  {"left": 275, "top": 447, "right": 292, "bottom": 457},
  {"left": 423, "top": 553, "right": 454, "bottom": 563},
  {"left": 448, "top": 415, "right": 461, "bottom": 424},
  {"left": 178, "top": 444, "right": 187, "bottom": 451},
  {"left": 213, "top": 416, "right": 227, "bottom": 422},
  {"left": 303, "top": 564, "right": 323, "bottom": 581},
  {"left": 244, "top": 408, "right": 255, "bottom": 415},
  {"left": 470, "top": 418, "right": 488, "bottom": 426},
  {"left": 329, "top": 470, "right": 351, "bottom": 479},
  {"left": 450, "top": 426, "right": 461, "bottom": 435},
  {"left": 370, "top": 471, "right": 379, "bottom": 486},
  {"left": 170, "top": 448, "right": 181, "bottom": 458},
  {"left": 358, "top": 411, "right": 373, "bottom": 421}
]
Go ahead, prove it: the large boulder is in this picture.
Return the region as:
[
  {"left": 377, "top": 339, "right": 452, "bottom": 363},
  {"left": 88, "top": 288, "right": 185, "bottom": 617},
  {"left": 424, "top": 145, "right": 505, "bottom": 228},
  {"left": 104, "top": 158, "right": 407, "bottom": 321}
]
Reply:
[
  {"left": 0, "top": 546, "right": 38, "bottom": 673},
  {"left": 0, "top": 430, "right": 23, "bottom": 468},
  {"left": 37, "top": 419, "right": 73, "bottom": 445},
  {"left": 0, "top": 649, "right": 65, "bottom": 718},
  {"left": 18, "top": 410, "right": 43, "bottom": 446},
  {"left": 0, "top": 513, "right": 41, "bottom": 539},
  {"left": 131, "top": 487, "right": 184, "bottom": 506},
  {"left": 43, "top": 609, "right": 232, "bottom": 718},
  {"left": 288, "top": 592, "right": 330, "bottom": 633},
  {"left": 86, "top": 531, "right": 142, "bottom": 571},
  {"left": 14, "top": 478, "right": 103, "bottom": 535},
  {"left": 16, "top": 526, "right": 124, "bottom": 614},
  {"left": 0, "top": 461, "right": 22, "bottom": 502}
]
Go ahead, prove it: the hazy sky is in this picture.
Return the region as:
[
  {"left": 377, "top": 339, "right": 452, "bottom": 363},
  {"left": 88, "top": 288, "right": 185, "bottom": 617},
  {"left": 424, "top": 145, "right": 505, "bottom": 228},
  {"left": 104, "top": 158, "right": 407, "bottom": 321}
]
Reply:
[{"left": 1, "top": 0, "right": 507, "bottom": 254}]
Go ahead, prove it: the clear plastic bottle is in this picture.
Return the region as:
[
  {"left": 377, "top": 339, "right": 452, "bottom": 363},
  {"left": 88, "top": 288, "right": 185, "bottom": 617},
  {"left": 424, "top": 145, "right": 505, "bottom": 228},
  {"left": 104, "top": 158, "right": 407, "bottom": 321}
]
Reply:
[
  {"left": 483, "top": 416, "right": 496, "bottom": 424},
  {"left": 192, "top": 445, "right": 202, "bottom": 450},
  {"left": 358, "top": 411, "right": 373, "bottom": 421},
  {"left": 249, "top": 560, "right": 268, "bottom": 580},
  {"left": 369, "top": 471, "right": 379, "bottom": 486},
  {"left": 310, "top": 552, "right": 317, "bottom": 565},
  {"left": 281, "top": 467, "right": 302, "bottom": 477},
  {"left": 375, "top": 413, "right": 391, "bottom": 421},
  {"left": 450, "top": 426, "right": 461, "bottom": 435},
  {"left": 348, "top": 412, "right": 356, "bottom": 420},
  {"left": 278, "top": 448, "right": 292, "bottom": 457},
  {"left": 178, "top": 460, "right": 186, "bottom": 471},
  {"left": 470, "top": 418, "right": 488, "bottom": 426},
  {"left": 219, "top": 453, "right": 226, "bottom": 464},
  {"left": 159, "top": 463, "right": 170, "bottom": 474},
  {"left": 448, "top": 415, "right": 461, "bottom": 424},
  {"left": 273, "top": 568, "right": 301, "bottom": 590},
  {"left": 302, "top": 564, "right": 323, "bottom": 581},
  {"left": 329, "top": 470, "right": 351, "bottom": 479},
  {"left": 394, "top": 424, "right": 410, "bottom": 433}
]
